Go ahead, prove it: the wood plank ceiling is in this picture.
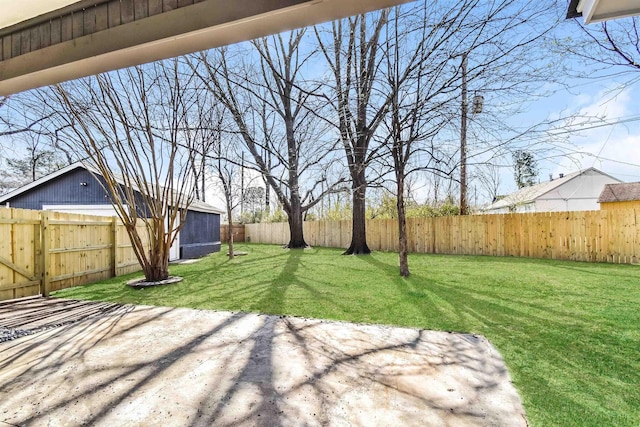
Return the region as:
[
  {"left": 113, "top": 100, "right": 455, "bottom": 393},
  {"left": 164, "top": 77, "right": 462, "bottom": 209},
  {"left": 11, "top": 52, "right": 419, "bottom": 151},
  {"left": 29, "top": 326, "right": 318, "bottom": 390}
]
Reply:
[{"left": 0, "top": 0, "right": 413, "bottom": 96}]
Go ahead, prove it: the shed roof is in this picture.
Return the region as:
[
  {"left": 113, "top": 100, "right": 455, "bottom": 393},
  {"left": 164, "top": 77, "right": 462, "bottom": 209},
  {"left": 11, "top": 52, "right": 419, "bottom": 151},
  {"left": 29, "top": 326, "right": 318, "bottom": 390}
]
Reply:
[
  {"left": 0, "top": 162, "right": 224, "bottom": 214},
  {"left": 598, "top": 182, "right": 640, "bottom": 203}
]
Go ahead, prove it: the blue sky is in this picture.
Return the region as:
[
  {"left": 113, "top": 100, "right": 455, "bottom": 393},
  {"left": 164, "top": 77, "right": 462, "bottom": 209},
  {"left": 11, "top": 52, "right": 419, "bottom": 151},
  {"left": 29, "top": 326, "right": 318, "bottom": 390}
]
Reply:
[
  {"left": 467, "top": 14, "right": 640, "bottom": 202},
  {"left": 493, "top": 75, "right": 640, "bottom": 191},
  {"left": 2, "top": 2, "right": 639, "bottom": 210}
]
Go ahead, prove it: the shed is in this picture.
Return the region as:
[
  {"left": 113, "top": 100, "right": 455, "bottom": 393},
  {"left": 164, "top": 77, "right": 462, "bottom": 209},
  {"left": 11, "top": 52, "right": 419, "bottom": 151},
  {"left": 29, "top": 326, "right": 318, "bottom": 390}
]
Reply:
[
  {"left": 0, "top": 163, "right": 223, "bottom": 260},
  {"left": 598, "top": 182, "right": 640, "bottom": 210}
]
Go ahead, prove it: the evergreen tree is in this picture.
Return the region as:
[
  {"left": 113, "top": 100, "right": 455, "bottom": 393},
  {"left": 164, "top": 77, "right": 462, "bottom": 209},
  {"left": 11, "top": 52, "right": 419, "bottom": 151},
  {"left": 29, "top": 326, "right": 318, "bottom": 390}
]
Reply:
[{"left": 513, "top": 150, "right": 538, "bottom": 189}]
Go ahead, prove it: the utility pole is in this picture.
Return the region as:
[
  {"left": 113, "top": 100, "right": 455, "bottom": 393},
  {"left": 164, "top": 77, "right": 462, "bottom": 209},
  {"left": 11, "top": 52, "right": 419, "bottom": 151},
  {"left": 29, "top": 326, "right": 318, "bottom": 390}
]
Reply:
[
  {"left": 265, "top": 153, "right": 271, "bottom": 214},
  {"left": 240, "top": 151, "right": 245, "bottom": 216},
  {"left": 201, "top": 157, "right": 206, "bottom": 203},
  {"left": 321, "top": 178, "right": 325, "bottom": 219},
  {"left": 460, "top": 52, "right": 468, "bottom": 216}
]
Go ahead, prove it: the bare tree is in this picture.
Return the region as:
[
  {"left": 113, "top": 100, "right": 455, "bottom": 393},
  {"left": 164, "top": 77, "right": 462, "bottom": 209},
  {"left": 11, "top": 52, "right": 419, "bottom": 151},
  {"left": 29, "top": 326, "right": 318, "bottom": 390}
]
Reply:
[
  {"left": 315, "top": 11, "right": 392, "bottom": 255},
  {"left": 0, "top": 130, "right": 67, "bottom": 194},
  {"left": 213, "top": 136, "right": 243, "bottom": 258},
  {"left": 564, "top": 16, "right": 640, "bottom": 79},
  {"left": 374, "top": 0, "right": 562, "bottom": 275},
  {"left": 43, "top": 60, "right": 201, "bottom": 281},
  {"left": 192, "top": 31, "right": 346, "bottom": 249},
  {"left": 10, "top": 129, "right": 67, "bottom": 181},
  {"left": 0, "top": 96, "right": 56, "bottom": 139},
  {"left": 380, "top": 4, "right": 460, "bottom": 276},
  {"left": 200, "top": 103, "right": 244, "bottom": 259},
  {"left": 0, "top": 95, "right": 73, "bottom": 193},
  {"left": 474, "top": 163, "right": 502, "bottom": 204}
]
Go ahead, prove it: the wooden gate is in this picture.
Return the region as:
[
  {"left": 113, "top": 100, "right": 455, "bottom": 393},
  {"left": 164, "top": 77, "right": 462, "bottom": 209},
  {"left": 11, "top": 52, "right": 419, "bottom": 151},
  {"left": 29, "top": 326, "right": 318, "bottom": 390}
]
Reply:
[
  {"left": 0, "top": 208, "right": 42, "bottom": 301},
  {"left": 0, "top": 207, "right": 152, "bottom": 302}
]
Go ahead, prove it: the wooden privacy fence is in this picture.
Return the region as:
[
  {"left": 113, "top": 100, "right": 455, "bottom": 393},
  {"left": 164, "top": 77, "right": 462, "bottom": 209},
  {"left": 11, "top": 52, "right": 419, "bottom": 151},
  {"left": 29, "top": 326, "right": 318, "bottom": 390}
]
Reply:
[
  {"left": 220, "top": 224, "right": 245, "bottom": 243},
  {"left": 0, "top": 207, "right": 149, "bottom": 302},
  {"left": 245, "top": 209, "right": 640, "bottom": 264}
]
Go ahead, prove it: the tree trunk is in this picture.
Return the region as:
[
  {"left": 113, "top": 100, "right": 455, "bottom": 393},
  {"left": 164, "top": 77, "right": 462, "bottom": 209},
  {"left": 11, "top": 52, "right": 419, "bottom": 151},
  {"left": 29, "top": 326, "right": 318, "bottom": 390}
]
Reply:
[
  {"left": 396, "top": 178, "right": 410, "bottom": 277},
  {"left": 143, "top": 247, "right": 170, "bottom": 281},
  {"left": 344, "top": 171, "right": 371, "bottom": 255},
  {"left": 140, "top": 222, "right": 171, "bottom": 282},
  {"left": 143, "top": 265, "right": 170, "bottom": 282},
  {"left": 227, "top": 215, "right": 235, "bottom": 259},
  {"left": 201, "top": 160, "right": 206, "bottom": 202},
  {"left": 287, "top": 202, "right": 307, "bottom": 248},
  {"left": 265, "top": 155, "right": 271, "bottom": 214},
  {"left": 459, "top": 53, "right": 468, "bottom": 216}
]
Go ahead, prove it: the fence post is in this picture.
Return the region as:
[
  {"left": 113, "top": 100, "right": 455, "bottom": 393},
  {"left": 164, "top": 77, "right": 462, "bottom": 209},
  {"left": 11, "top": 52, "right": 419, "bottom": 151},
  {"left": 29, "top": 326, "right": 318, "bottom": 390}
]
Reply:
[
  {"left": 41, "top": 212, "right": 50, "bottom": 297},
  {"left": 110, "top": 216, "right": 118, "bottom": 278}
]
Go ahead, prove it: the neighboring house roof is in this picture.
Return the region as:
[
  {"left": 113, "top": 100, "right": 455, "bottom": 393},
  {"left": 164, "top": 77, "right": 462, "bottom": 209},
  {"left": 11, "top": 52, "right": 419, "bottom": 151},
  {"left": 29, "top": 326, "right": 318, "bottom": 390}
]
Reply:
[
  {"left": 0, "top": 162, "right": 224, "bottom": 215},
  {"left": 598, "top": 182, "right": 640, "bottom": 203},
  {"left": 566, "top": 0, "right": 582, "bottom": 18},
  {"left": 483, "top": 167, "right": 620, "bottom": 212}
]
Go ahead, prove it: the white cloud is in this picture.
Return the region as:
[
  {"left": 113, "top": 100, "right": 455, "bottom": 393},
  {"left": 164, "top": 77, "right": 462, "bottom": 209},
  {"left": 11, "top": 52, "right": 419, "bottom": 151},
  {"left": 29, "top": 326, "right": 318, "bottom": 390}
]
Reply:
[{"left": 551, "top": 85, "right": 640, "bottom": 182}]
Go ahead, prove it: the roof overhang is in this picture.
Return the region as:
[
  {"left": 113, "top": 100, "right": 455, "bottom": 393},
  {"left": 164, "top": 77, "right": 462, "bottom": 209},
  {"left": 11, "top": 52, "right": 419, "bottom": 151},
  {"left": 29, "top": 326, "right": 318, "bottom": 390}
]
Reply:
[
  {"left": 0, "top": 0, "right": 412, "bottom": 97},
  {"left": 567, "top": 0, "right": 640, "bottom": 23}
]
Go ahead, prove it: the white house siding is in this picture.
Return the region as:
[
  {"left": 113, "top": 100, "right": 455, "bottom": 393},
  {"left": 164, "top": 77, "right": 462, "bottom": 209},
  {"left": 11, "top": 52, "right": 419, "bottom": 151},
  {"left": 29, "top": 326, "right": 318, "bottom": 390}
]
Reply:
[
  {"left": 481, "top": 168, "right": 622, "bottom": 214},
  {"left": 487, "top": 207, "right": 509, "bottom": 214},
  {"left": 534, "top": 170, "right": 621, "bottom": 212},
  {"left": 42, "top": 204, "right": 123, "bottom": 217}
]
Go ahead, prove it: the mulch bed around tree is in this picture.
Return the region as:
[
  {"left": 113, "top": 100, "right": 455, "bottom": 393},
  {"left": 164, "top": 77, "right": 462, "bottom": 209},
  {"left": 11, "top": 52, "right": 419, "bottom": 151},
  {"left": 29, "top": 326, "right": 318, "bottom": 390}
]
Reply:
[{"left": 126, "top": 276, "right": 183, "bottom": 289}]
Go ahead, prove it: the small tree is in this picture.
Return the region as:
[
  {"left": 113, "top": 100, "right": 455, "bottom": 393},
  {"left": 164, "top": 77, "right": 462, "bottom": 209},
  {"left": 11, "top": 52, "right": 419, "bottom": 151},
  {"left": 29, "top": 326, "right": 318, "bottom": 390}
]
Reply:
[
  {"left": 205, "top": 108, "right": 245, "bottom": 259},
  {"left": 8, "top": 127, "right": 67, "bottom": 181},
  {"left": 513, "top": 150, "right": 538, "bottom": 189},
  {"left": 213, "top": 141, "right": 243, "bottom": 259},
  {"left": 45, "top": 60, "right": 201, "bottom": 281}
]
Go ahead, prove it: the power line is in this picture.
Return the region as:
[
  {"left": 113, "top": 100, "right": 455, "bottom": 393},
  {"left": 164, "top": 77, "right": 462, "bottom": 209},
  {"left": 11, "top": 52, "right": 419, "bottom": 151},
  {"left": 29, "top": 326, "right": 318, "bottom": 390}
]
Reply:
[
  {"left": 550, "top": 115, "right": 640, "bottom": 136},
  {"left": 591, "top": 122, "right": 616, "bottom": 167}
]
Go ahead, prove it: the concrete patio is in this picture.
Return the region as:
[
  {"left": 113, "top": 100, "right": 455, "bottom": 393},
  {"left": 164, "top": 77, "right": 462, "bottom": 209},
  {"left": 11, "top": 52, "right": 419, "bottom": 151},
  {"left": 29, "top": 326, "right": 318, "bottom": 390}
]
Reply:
[{"left": 0, "top": 298, "right": 527, "bottom": 426}]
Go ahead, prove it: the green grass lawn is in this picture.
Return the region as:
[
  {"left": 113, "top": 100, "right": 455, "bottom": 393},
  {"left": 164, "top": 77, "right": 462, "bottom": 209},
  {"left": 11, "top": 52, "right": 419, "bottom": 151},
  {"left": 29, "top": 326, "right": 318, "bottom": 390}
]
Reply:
[{"left": 53, "top": 243, "right": 640, "bottom": 426}]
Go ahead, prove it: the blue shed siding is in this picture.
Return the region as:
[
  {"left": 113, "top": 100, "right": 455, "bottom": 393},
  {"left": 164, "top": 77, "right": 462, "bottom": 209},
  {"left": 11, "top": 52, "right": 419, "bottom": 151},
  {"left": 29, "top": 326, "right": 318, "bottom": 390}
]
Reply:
[
  {"left": 180, "top": 210, "right": 221, "bottom": 259},
  {"left": 5, "top": 168, "right": 111, "bottom": 210},
  {"left": 3, "top": 165, "right": 221, "bottom": 259}
]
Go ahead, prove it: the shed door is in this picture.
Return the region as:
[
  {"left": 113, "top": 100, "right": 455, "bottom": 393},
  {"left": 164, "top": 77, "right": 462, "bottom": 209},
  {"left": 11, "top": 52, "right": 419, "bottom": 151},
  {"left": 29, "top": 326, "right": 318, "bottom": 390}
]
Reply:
[
  {"left": 169, "top": 233, "right": 180, "bottom": 261},
  {"left": 168, "top": 211, "right": 180, "bottom": 262}
]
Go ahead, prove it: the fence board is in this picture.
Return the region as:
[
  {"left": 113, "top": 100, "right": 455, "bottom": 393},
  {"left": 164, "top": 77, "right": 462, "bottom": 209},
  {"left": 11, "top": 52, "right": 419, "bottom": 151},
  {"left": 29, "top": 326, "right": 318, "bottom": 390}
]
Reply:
[
  {"left": 245, "top": 209, "right": 640, "bottom": 265},
  {"left": 0, "top": 209, "right": 41, "bottom": 299},
  {"left": 221, "top": 224, "right": 245, "bottom": 244},
  {"left": 0, "top": 208, "right": 151, "bottom": 301}
]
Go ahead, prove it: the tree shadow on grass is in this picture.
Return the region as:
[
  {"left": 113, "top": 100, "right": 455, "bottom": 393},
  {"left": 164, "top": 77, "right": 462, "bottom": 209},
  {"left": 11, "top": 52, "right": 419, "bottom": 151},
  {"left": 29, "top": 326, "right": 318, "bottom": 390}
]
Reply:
[
  {"left": 248, "top": 249, "right": 303, "bottom": 314},
  {"left": 355, "top": 254, "right": 475, "bottom": 331},
  {"left": 163, "top": 249, "right": 352, "bottom": 319},
  {"left": 356, "top": 254, "right": 638, "bottom": 426},
  {"left": 243, "top": 249, "right": 360, "bottom": 319}
]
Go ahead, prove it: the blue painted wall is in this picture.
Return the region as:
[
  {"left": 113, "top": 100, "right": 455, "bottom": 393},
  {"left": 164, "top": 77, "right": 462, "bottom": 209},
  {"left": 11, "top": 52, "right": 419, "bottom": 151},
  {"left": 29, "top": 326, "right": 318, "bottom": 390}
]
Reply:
[
  {"left": 6, "top": 168, "right": 111, "bottom": 210},
  {"left": 180, "top": 210, "right": 221, "bottom": 258}
]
